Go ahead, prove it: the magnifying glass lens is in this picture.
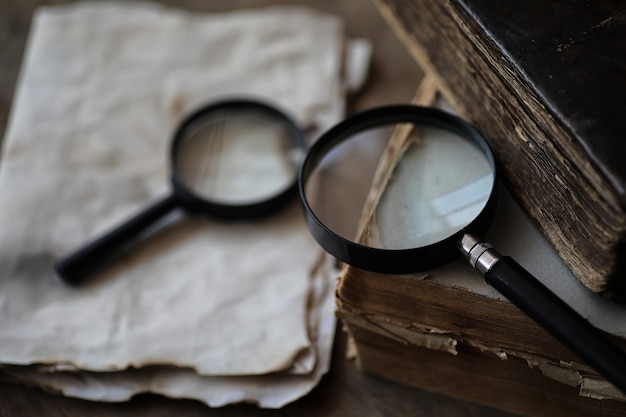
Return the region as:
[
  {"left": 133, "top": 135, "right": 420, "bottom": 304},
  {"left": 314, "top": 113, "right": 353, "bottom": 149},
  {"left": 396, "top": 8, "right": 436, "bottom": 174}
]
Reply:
[
  {"left": 304, "top": 122, "right": 494, "bottom": 250},
  {"left": 304, "top": 125, "right": 392, "bottom": 241},
  {"left": 175, "top": 108, "right": 302, "bottom": 204},
  {"left": 373, "top": 125, "right": 494, "bottom": 249}
]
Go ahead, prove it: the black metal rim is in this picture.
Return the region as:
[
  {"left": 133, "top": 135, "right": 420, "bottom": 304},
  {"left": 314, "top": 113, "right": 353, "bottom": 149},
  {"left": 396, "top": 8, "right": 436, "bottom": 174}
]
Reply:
[
  {"left": 298, "top": 104, "right": 498, "bottom": 274},
  {"left": 169, "top": 98, "right": 307, "bottom": 219}
]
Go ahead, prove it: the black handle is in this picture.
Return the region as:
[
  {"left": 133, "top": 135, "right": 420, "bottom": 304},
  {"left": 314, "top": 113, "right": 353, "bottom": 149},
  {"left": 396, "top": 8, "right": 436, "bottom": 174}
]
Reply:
[
  {"left": 486, "top": 256, "right": 626, "bottom": 394},
  {"left": 54, "top": 194, "right": 178, "bottom": 285}
]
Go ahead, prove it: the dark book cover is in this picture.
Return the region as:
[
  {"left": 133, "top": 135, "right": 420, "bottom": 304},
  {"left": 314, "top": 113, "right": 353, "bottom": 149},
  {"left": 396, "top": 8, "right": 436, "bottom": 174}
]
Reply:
[{"left": 375, "top": 0, "right": 626, "bottom": 293}]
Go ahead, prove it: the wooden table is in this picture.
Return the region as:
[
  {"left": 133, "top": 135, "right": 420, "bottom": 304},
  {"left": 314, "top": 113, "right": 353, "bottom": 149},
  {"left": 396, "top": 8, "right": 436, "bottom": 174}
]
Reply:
[{"left": 0, "top": 1, "right": 516, "bottom": 415}]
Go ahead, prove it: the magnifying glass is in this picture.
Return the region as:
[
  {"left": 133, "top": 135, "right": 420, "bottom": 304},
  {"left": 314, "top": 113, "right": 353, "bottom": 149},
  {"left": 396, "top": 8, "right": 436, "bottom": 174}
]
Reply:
[
  {"left": 298, "top": 104, "right": 626, "bottom": 394},
  {"left": 55, "top": 99, "right": 306, "bottom": 285}
]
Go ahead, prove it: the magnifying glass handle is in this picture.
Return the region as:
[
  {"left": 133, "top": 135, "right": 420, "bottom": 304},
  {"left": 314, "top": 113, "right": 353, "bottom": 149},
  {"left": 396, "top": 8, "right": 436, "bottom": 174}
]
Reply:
[
  {"left": 460, "top": 234, "right": 626, "bottom": 395},
  {"left": 54, "top": 194, "right": 178, "bottom": 285}
]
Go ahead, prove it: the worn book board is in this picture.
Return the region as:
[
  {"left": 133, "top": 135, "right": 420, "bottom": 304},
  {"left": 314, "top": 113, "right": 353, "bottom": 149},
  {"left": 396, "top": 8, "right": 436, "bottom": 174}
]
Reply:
[
  {"left": 338, "top": 268, "right": 626, "bottom": 416},
  {"left": 373, "top": 0, "right": 626, "bottom": 294},
  {"left": 346, "top": 325, "right": 626, "bottom": 417}
]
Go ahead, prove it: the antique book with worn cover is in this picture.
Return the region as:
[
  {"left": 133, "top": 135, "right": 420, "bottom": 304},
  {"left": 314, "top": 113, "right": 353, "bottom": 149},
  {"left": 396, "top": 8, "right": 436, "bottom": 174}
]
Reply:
[
  {"left": 373, "top": 0, "right": 626, "bottom": 294},
  {"left": 336, "top": 80, "right": 626, "bottom": 416},
  {"left": 338, "top": 207, "right": 626, "bottom": 416}
]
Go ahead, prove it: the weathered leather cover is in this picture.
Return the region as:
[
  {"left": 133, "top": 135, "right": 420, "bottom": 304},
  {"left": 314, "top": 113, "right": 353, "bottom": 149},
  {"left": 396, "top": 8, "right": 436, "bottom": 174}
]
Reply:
[
  {"left": 463, "top": 0, "right": 626, "bottom": 198},
  {"left": 375, "top": 0, "right": 626, "bottom": 293}
]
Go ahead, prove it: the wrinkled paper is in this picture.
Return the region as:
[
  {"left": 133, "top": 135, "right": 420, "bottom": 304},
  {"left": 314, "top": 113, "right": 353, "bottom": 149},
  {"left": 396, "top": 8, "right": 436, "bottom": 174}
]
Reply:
[
  {"left": 1, "top": 256, "right": 336, "bottom": 408},
  {"left": 0, "top": 1, "right": 353, "bottom": 407}
]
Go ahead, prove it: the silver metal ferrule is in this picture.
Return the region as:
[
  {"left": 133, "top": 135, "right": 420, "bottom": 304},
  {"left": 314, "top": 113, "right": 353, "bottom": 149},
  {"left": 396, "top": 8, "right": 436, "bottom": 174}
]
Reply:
[{"left": 458, "top": 234, "right": 502, "bottom": 274}]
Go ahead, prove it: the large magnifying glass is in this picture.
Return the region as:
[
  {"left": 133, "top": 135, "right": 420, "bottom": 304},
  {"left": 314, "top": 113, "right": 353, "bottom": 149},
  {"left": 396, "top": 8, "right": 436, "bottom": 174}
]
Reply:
[
  {"left": 298, "top": 104, "right": 626, "bottom": 394},
  {"left": 55, "top": 99, "right": 306, "bottom": 285}
]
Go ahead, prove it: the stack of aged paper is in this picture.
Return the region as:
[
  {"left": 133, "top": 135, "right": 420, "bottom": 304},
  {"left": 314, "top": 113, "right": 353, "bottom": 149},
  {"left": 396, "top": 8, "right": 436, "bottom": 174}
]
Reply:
[{"left": 0, "top": 2, "right": 361, "bottom": 408}]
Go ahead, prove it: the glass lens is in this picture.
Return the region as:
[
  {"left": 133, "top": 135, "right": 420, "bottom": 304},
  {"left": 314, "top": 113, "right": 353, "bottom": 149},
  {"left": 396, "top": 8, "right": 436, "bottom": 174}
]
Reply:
[
  {"left": 305, "top": 123, "right": 494, "bottom": 249},
  {"left": 174, "top": 108, "right": 302, "bottom": 204},
  {"left": 305, "top": 126, "right": 392, "bottom": 240}
]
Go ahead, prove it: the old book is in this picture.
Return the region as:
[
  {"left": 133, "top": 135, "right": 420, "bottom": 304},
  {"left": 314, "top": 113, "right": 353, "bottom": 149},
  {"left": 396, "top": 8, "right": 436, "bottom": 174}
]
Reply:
[
  {"left": 373, "top": 0, "right": 626, "bottom": 294},
  {"left": 338, "top": 239, "right": 626, "bottom": 416},
  {"left": 335, "top": 79, "right": 626, "bottom": 416}
]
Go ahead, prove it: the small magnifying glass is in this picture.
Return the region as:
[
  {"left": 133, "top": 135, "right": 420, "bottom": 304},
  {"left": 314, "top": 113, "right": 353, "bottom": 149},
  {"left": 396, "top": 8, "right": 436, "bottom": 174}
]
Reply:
[
  {"left": 55, "top": 99, "right": 306, "bottom": 285},
  {"left": 298, "top": 104, "right": 626, "bottom": 394}
]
